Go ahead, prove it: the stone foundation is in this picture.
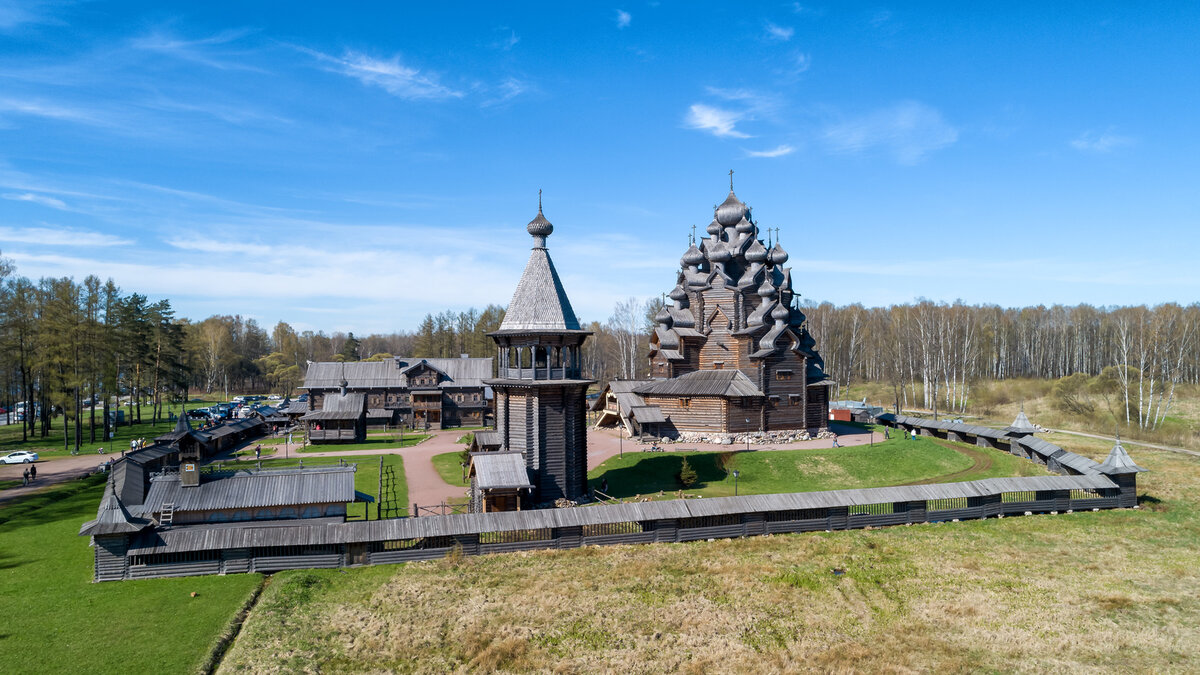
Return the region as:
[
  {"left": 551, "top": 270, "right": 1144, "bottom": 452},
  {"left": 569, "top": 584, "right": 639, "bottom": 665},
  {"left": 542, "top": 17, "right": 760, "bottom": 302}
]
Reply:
[{"left": 659, "top": 429, "right": 838, "bottom": 446}]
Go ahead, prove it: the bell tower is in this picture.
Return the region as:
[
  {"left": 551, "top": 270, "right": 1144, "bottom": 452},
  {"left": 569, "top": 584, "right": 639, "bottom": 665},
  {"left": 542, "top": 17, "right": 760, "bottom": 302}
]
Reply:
[{"left": 486, "top": 195, "right": 594, "bottom": 504}]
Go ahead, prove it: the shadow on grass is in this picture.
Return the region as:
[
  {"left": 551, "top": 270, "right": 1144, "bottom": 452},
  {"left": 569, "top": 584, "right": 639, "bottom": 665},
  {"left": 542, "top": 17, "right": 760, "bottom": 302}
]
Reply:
[
  {"left": 591, "top": 453, "right": 728, "bottom": 499},
  {"left": 0, "top": 473, "right": 105, "bottom": 533}
]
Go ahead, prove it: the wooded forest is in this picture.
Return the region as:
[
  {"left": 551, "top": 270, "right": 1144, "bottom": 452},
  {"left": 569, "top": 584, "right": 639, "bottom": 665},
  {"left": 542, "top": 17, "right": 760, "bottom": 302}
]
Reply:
[{"left": 3, "top": 250, "right": 1197, "bottom": 450}]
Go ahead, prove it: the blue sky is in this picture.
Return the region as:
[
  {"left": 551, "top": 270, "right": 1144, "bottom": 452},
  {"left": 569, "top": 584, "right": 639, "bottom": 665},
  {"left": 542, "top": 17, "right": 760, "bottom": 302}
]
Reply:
[{"left": 1, "top": 1, "right": 1197, "bottom": 334}]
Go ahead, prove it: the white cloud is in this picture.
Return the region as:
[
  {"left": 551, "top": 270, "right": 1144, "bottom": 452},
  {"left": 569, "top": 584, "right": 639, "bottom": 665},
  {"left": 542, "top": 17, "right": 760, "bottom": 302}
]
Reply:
[
  {"left": 685, "top": 104, "right": 751, "bottom": 139},
  {"left": 129, "top": 28, "right": 261, "bottom": 71},
  {"left": 745, "top": 144, "right": 795, "bottom": 158},
  {"left": 303, "top": 48, "right": 463, "bottom": 100},
  {"left": 615, "top": 9, "right": 631, "bottom": 29},
  {"left": 0, "top": 98, "right": 109, "bottom": 126},
  {"left": 2, "top": 191, "right": 68, "bottom": 210},
  {"left": 0, "top": 225, "right": 130, "bottom": 247},
  {"left": 493, "top": 28, "right": 520, "bottom": 50},
  {"left": 482, "top": 77, "right": 530, "bottom": 107},
  {"left": 765, "top": 22, "right": 794, "bottom": 41},
  {"left": 1070, "top": 129, "right": 1135, "bottom": 153},
  {"left": 822, "top": 101, "right": 958, "bottom": 164}
]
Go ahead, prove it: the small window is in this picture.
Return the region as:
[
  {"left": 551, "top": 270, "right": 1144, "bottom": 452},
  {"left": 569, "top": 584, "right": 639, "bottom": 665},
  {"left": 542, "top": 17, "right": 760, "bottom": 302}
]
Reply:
[
  {"left": 679, "top": 398, "right": 691, "bottom": 408},
  {"left": 769, "top": 395, "right": 781, "bottom": 407},
  {"left": 789, "top": 394, "right": 801, "bottom": 406},
  {"left": 712, "top": 361, "right": 724, "bottom": 370},
  {"left": 776, "top": 370, "right": 793, "bottom": 381}
]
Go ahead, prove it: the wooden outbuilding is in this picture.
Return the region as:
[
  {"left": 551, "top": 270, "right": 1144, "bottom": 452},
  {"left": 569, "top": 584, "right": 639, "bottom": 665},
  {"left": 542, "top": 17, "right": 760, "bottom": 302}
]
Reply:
[{"left": 468, "top": 451, "right": 534, "bottom": 513}]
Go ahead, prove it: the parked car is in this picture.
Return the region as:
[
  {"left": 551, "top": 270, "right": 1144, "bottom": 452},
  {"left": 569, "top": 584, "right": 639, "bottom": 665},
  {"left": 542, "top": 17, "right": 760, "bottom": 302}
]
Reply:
[
  {"left": 231, "top": 396, "right": 246, "bottom": 404},
  {"left": 1, "top": 450, "right": 39, "bottom": 464},
  {"left": 268, "top": 394, "right": 282, "bottom": 401},
  {"left": 186, "top": 409, "right": 213, "bottom": 420}
]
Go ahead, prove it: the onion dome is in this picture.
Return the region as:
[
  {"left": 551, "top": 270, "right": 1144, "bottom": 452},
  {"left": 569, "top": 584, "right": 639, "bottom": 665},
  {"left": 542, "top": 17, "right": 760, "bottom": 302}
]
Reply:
[
  {"left": 655, "top": 305, "right": 671, "bottom": 324},
  {"left": 705, "top": 218, "right": 722, "bottom": 236},
  {"left": 715, "top": 191, "right": 747, "bottom": 227},
  {"left": 527, "top": 210, "right": 553, "bottom": 237},
  {"left": 669, "top": 285, "right": 688, "bottom": 302},
  {"left": 757, "top": 280, "right": 776, "bottom": 298},
  {"left": 706, "top": 240, "right": 732, "bottom": 263},
  {"left": 771, "top": 303, "right": 790, "bottom": 322},
  {"left": 745, "top": 239, "right": 768, "bottom": 263},
  {"left": 768, "top": 242, "right": 789, "bottom": 265},
  {"left": 680, "top": 243, "right": 705, "bottom": 267},
  {"left": 735, "top": 216, "right": 754, "bottom": 234}
]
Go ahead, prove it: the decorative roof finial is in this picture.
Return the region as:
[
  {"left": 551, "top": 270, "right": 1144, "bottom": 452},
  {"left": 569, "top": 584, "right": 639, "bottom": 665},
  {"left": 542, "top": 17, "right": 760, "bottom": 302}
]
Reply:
[
  {"left": 690, "top": 224, "right": 696, "bottom": 245},
  {"left": 538, "top": 188, "right": 543, "bottom": 213},
  {"left": 729, "top": 168, "right": 734, "bottom": 191}
]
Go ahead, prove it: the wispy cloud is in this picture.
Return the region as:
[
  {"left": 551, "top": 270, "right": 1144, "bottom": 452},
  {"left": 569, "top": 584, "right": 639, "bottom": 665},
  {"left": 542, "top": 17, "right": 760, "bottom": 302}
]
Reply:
[
  {"left": 492, "top": 27, "right": 520, "bottom": 51},
  {"left": 685, "top": 104, "right": 750, "bottom": 139},
  {"left": 2, "top": 191, "right": 69, "bottom": 210},
  {"left": 1070, "top": 128, "right": 1135, "bottom": 153},
  {"left": 765, "top": 22, "right": 794, "bottom": 41},
  {"left": 0, "top": 98, "right": 111, "bottom": 126},
  {"left": 302, "top": 48, "right": 463, "bottom": 100},
  {"left": 744, "top": 144, "right": 795, "bottom": 158},
  {"left": 615, "top": 9, "right": 631, "bottom": 29},
  {"left": 791, "top": 51, "right": 811, "bottom": 74},
  {"left": 822, "top": 101, "right": 958, "bottom": 164},
  {"left": 130, "top": 28, "right": 262, "bottom": 71},
  {"left": 0, "top": 225, "right": 130, "bottom": 247},
  {"left": 481, "top": 77, "right": 530, "bottom": 107}
]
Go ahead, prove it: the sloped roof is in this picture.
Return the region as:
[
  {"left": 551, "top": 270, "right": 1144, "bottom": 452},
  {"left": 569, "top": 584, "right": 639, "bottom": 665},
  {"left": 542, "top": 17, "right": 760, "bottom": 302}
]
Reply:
[
  {"left": 143, "top": 465, "right": 357, "bottom": 513},
  {"left": 302, "top": 358, "right": 493, "bottom": 389},
  {"left": 303, "top": 391, "right": 365, "bottom": 421},
  {"left": 1004, "top": 409, "right": 1038, "bottom": 434},
  {"left": 473, "top": 431, "right": 502, "bottom": 449},
  {"left": 79, "top": 480, "right": 152, "bottom": 537},
  {"left": 636, "top": 369, "right": 765, "bottom": 398},
  {"left": 631, "top": 406, "right": 668, "bottom": 424},
  {"left": 497, "top": 247, "right": 581, "bottom": 332},
  {"left": 470, "top": 451, "right": 533, "bottom": 490},
  {"left": 1097, "top": 439, "right": 1148, "bottom": 474}
]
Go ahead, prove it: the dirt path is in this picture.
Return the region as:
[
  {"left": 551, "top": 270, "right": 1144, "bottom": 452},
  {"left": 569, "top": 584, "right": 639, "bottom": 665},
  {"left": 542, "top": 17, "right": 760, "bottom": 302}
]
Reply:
[
  {"left": 900, "top": 440, "right": 992, "bottom": 486},
  {"left": 0, "top": 454, "right": 113, "bottom": 505},
  {"left": 1048, "top": 428, "right": 1200, "bottom": 459}
]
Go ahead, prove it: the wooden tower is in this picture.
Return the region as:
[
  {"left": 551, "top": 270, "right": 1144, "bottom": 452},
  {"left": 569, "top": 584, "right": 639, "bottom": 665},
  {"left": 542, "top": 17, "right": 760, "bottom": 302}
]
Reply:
[{"left": 486, "top": 198, "right": 594, "bottom": 504}]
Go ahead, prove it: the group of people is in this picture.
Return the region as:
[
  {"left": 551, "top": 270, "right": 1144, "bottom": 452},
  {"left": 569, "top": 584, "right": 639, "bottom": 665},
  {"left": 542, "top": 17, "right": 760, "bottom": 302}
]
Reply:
[
  {"left": 20, "top": 463, "right": 36, "bottom": 486},
  {"left": 129, "top": 437, "right": 147, "bottom": 452}
]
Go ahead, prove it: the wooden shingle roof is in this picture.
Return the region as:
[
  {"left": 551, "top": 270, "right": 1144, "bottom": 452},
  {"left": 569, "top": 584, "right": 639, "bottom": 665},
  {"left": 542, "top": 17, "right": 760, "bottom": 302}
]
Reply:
[
  {"left": 143, "top": 465, "right": 357, "bottom": 513},
  {"left": 470, "top": 451, "right": 534, "bottom": 490},
  {"left": 496, "top": 219, "right": 581, "bottom": 332},
  {"left": 636, "top": 369, "right": 765, "bottom": 398}
]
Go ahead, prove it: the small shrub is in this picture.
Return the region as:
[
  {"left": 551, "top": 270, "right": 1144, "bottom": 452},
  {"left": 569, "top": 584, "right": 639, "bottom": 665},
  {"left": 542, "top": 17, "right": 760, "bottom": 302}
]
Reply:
[
  {"left": 715, "top": 451, "right": 736, "bottom": 474},
  {"left": 678, "top": 457, "right": 698, "bottom": 488}
]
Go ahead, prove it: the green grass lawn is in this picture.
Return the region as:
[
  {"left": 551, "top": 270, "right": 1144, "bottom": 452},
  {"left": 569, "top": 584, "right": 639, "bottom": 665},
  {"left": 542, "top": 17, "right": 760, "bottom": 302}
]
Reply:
[
  {"left": 0, "top": 476, "right": 263, "bottom": 675},
  {"left": 589, "top": 435, "right": 1043, "bottom": 499},
  {"left": 242, "top": 454, "right": 408, "bottom": 519},
  {"left": 294, "top": 434, "right": 430, "bottom": 453},
  {"left": 432, "top": 450, "right": 471, "bottom": 487}
]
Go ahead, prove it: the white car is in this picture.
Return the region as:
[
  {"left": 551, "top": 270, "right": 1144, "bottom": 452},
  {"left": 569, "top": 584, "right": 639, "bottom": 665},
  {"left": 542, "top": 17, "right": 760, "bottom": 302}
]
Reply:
[
  {"left": 268, "top": 394, "right": 282, "bottom": 401},
  {"left": 1, "top": 451, "right": 39, "bottom": 464}
]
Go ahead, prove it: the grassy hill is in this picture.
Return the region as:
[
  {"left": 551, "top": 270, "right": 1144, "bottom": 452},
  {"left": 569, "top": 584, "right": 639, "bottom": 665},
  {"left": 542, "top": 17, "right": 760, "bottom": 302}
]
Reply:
[{"left": 218, "top": 434, "right": 1200, "bottom": 672}]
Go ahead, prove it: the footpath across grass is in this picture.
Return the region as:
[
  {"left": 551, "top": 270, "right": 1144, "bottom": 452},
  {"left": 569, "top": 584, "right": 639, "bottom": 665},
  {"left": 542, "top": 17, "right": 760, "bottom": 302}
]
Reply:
[
  {"left": 589, "top": 435, "right": 1041, "bottom": 499},
  {"left": 0, "top": 476, "right": 263, "bottom": 675}
]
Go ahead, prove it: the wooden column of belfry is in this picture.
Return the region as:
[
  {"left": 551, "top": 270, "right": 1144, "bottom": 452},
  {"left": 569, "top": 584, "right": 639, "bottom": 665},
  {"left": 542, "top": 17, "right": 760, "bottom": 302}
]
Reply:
[{"left": 483, "top": 194, "right": 594, "bottom": 506}]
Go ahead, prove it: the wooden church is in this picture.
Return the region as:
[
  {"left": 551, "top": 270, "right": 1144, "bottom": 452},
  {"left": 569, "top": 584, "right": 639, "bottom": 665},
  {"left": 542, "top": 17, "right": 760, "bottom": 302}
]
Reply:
[{"left": 638, "top": 178, "right": 832, "bottom": 434}]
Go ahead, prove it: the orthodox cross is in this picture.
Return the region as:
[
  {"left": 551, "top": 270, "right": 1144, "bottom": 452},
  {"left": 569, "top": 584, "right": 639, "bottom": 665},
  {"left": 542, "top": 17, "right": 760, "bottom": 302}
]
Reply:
[
  {"left": 690, "top": 224, "right": 696, "bottom": 244},
  {"left": 728, "top": 169, "right": 735, "bottom": 190},
  {"left": 774, "top": 227, "right": 781, "bottom": 244},
  {"left": 538, "top": 188, "right": 542, "bottom": 211}
]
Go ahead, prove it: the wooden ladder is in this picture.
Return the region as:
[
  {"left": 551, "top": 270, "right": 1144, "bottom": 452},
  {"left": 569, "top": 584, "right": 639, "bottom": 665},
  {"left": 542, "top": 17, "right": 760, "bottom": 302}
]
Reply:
[{"left": 160, "top": 502, "right": 175, "bottom": 526}]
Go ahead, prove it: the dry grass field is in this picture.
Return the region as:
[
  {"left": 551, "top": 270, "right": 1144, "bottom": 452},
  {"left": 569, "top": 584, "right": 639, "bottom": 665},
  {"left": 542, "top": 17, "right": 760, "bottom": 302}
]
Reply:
[{"left": 218, "top": 434, "right": 1200, "bottom": 673}]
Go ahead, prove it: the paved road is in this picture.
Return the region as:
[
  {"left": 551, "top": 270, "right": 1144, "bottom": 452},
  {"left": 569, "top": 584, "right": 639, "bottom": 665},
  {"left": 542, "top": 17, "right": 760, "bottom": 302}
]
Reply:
[{"left": 1047, "top": 428, "right": 1200, "bottom": 459}]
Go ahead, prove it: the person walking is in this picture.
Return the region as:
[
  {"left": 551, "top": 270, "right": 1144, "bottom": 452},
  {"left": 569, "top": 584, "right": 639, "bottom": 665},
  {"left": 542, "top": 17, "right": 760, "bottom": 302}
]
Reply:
[
  {"left": 22, "top": 467, "right": 29, "bottom": 487},
  {"left": 255, "top": 445, "right": 261, "bottom": 461},
  {"left": 29, "top": 463, "right": 36, "bottom": 481}
]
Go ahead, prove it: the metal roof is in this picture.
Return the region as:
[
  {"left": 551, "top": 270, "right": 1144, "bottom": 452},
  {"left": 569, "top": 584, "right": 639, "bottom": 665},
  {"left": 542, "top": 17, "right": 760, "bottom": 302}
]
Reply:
[
  {"left": 497, "top": 245, "right": 581, "bottom": 332},
  {"left": 142, "top": 465, "right": 357, "bottom": 513},
  {"left": 1004, "top": 409, "right": 1038, "bottom": 433},
  {"left": 126, "top": 472, "right": 1119, "bottom": 555},
  {"left": 636, "top": 369, "right": 765, "bottom": 398},
  {"left": 470, "top": 451, "right": 534, "bottom": 490}
]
